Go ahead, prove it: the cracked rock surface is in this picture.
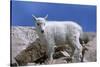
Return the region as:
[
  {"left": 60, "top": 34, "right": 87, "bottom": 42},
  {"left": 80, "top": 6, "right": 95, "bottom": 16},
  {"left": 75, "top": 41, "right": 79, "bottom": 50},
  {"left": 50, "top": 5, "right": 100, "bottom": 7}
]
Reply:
[{"left": 11, "top": 26, "right": 96, "bottom": 66}]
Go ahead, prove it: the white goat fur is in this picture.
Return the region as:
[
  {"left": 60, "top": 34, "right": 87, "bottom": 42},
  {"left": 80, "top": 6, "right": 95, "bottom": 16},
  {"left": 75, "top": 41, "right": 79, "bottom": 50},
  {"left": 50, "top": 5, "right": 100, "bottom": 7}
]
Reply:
[{"left": 33, "top": 16, "right": 83, "bottom": 63}]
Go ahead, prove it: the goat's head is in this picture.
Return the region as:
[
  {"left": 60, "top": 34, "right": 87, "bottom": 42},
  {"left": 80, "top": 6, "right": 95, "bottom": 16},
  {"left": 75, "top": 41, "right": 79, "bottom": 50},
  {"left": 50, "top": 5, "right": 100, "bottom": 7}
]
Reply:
[{"left": 32, "top": 15, "right": 48, "bottom": 33}]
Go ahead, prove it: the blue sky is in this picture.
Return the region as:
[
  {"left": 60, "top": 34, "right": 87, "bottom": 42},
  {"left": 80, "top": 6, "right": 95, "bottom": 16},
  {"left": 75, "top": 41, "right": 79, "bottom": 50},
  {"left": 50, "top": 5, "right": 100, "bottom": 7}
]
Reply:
[{"left": 11, "top": 1, "right": 96, "bottom": 32}]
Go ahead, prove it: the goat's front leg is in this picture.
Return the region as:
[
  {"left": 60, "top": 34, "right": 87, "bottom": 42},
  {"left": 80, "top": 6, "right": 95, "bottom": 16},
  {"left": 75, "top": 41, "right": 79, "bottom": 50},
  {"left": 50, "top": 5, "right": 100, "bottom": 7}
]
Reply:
[
  {"left": 45, "top": 42, "right": 55, "bottom": 64},
  {"left": 46, "top": 45, "right": 55, "bottom": 64}
]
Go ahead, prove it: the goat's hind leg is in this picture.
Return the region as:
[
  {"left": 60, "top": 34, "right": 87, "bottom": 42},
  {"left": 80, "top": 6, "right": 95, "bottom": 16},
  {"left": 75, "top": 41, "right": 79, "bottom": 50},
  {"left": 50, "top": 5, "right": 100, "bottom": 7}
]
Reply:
[
  {"left": 74, "top": 37, "right": 82, "bottom": 62},
  {"left": 69, "top": 35, "right": 82, "bottom": 62}
]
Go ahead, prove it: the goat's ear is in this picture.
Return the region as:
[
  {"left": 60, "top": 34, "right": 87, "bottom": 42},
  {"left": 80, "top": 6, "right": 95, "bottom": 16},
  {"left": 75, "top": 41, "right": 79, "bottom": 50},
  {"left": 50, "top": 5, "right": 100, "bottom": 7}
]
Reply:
[
  {"left": 44, "top": 14, "right": 48, "bottom": 19},
  {"left": 32, "top": 15, "right": 37, "bottom": 20}
]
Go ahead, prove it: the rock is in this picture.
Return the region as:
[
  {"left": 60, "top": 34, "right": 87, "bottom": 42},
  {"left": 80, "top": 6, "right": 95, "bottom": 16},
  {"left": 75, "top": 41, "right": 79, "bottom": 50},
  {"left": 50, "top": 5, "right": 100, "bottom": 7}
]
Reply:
[
  {"left": 11, "top": 26, "right": 38, "bottom": 64},
  {"left": 15, "top": 38, "right": 47, "bottom": 65},
  {"left": 83, "top": 37, "right": 97, "bottom": 62},
  {"left": 52, "top": 57, "right": 67, "bottom": 64},
  {"left": 27, "top": 63, "right": 37, "bottom": 66},
  {"left": 11, "top": 26, "right": 96, "bottom": 66},
  {"left": 80, "top": 32, "right": 96, "bottom": 44},
  {"left": 15, "top": 39, "right": 71, "bottom": 65}
]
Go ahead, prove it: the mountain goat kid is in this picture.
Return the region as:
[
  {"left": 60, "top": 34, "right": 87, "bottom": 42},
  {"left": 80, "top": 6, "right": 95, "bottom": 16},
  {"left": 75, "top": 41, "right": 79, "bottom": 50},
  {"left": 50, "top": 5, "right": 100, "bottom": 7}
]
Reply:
[{"left": 32, "top": 15, "right": 83, "bottom": 63}]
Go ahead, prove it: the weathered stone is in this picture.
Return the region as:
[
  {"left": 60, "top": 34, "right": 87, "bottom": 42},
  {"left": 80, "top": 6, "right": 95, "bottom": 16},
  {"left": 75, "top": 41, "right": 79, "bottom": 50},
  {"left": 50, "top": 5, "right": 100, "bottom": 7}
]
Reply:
[
  {"left": 11, "top": 26, "right": 96, "bottom": 66},
  {"left": 83, "top": 37, "right": 97, "bottom": 62},
  {"left": 80, "top": 32, "right": 96, "bottom": 44},
  {"left": 15, "top": 38, "right": 47, "bottom": 65}
]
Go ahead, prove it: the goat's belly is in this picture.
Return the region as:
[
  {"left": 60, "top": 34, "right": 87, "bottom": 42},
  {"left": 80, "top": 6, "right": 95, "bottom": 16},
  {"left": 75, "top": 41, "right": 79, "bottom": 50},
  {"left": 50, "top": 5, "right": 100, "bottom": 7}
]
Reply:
[
  {"left": 55, "top": 40, "right": 67, "bottom": 46},
  {"left": 54, "top": 33, "right": 68, "bottom": 46}
]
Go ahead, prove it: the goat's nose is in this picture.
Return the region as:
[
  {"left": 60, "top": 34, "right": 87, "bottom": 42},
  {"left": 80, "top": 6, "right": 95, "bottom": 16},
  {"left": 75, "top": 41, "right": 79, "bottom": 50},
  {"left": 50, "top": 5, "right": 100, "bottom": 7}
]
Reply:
[{"left": 41, "top": 30, "right": 44, "bottom": 33}]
